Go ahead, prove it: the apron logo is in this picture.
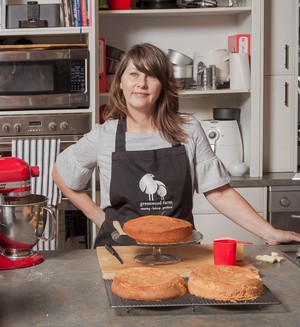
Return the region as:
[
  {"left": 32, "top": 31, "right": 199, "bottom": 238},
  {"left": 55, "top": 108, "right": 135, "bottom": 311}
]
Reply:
[
  {"left": 139, "top": 173, "right": 167, "bottom": 201},
  {"left": 138, "top": 173, "right": 173, "bottom": 213}
]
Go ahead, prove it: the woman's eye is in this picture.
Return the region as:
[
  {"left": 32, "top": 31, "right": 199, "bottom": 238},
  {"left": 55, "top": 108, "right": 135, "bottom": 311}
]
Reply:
[{"left": 147, "top": 75, "right": 157, "bottom": 80}]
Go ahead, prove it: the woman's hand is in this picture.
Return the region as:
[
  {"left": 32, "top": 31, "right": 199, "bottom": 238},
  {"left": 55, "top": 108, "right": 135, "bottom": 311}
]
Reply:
[{"left": 262, "top": 229, "right": 300, "bottom": 245}]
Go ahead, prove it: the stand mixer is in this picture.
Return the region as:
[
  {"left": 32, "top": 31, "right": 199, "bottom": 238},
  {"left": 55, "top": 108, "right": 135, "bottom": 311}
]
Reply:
[{"left": 0, "top": 157, "right": 56, "bottom": 270}]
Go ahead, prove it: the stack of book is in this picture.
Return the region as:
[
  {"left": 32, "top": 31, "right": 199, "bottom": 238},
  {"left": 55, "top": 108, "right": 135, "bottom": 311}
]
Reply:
[{"left": 62, "top": 0, "right": 92, "bottom": 27}]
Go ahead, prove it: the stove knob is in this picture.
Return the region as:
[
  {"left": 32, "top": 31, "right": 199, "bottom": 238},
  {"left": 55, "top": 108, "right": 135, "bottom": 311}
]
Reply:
[
  {"left": 60, "top": 122, "right": 69, "bottom": 131},
  {"left": 280, "top": 197, "right": 290, "bottom": 207},
  {"left": 208, "top": 130, "right": 218, "bottom": 140},
  {"left": 48, "top": 122, "right": 57, "bottom": 131},
  {"left": 14, "top": 123, "right": 21, "bottom": 133},
  {"left": 2, "top": 123, "right": 11, "bottom": 133}
]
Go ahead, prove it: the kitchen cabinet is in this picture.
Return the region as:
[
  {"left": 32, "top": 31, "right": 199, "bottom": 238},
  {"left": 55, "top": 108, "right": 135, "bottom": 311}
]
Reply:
[
  {"left": 263, "top": 0, "right": 298, "bottom": 173},
  {"left": 98, "top": 0, "right": 264, "bottom": 177},
  {"left": 193, "top": 187, "right": 267, "bottom": 244}
]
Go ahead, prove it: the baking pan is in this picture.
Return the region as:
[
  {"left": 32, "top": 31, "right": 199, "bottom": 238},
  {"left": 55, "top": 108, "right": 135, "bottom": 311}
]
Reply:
[{"left": 104, "top": 280, "right": 280, "bottom": 309}]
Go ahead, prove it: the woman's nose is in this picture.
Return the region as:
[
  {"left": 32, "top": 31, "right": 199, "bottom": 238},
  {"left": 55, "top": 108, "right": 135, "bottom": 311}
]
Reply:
[{"left": 137, "top": 75, "right": 147, "bottom": 87}]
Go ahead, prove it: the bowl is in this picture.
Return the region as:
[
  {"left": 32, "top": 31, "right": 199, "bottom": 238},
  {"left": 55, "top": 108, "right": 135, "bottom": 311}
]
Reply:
[
  {"left": 168, "top": 49, "right": 193, "bottom": 66},
  {"left": 0, "top": 194, "right": 56, "bottom": 254},
  {"left": 213, "top": 108, "right": 241, "bottom": 121},
  {"left": 228, "top": 161, "right": 248, "bottom": 177},
  {"left": 172, "top": 64, "right": 193, "bottom": 79}
]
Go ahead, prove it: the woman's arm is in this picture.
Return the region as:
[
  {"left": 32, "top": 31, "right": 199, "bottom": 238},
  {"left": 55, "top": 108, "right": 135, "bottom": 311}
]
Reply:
[
  {"left": 204, "top": 184, "right": 300, "bottom": 245},
  {"left": 52, "top": 165, "right": 105, "bottom": 228}
]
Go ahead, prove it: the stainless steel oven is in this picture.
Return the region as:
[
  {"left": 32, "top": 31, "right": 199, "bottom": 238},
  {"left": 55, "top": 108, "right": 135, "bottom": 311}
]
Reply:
[
  {"left": 0, "top": 113, "right": 93, "bottom": 250},
  {"left": 268, "top": 185, "right": 300, "bottom": 233}
]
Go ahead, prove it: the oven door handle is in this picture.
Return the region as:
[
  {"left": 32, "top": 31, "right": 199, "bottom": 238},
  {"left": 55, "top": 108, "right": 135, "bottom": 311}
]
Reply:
[{"left": 291, "top": 215, "right": 300, "bottom": 219}]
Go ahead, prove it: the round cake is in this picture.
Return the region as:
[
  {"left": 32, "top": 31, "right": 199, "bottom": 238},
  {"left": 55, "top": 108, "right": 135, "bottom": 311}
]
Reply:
[
  {"left": 123, "top": 215, "right": 193, "bottom": 244},
  {"left": 188, "top": 265, "right": 264, "bottom": 302},
  {"left": 111, "top": 267, "right": 187, "bottom": 301}
]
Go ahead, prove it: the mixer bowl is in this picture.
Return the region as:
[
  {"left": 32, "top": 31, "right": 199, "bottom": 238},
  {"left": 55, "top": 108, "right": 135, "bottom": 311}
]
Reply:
[{"left": 0, "top": 194, "right": 56, "bottom": 257}]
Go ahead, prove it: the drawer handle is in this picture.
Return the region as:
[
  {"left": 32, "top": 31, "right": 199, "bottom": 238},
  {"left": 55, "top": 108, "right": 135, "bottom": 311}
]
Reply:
[
  {"left": 284, "top": 82, "right": 289, "bottom": 106},
  {"left": 284, "top": 44, "right": 289, "bottom": 70}
]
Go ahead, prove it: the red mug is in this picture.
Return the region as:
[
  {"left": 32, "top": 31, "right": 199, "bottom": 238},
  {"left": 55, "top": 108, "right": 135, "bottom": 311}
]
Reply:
[
  {"left": 108, "top": 0, "right": 132, "bottom": 10},
  {"left": 213, "top": 239, "right": 237, "bottom": 266}
]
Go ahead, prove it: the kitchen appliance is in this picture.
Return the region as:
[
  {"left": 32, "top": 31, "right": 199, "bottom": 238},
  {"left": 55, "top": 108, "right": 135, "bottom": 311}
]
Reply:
[
  {"left": 268, "top": 186, "right": 300, "bottom": 234},
  {"left": 0, "top": 157, "right": 56, "bottom": 270},
  {"left": 193, "top": 49, "right": 229, "bottom": 87},
  {"left": 0, "top": 46, "right": 89, "bottom": 110},
  {"left": 0, "top": 113, "right": 93, "bottom": 251},
  {"left": 200, "top": 120, "right": 243, "bottom": 169},
  {"left": 6, "top": 1, "right": 61, "bottom": 28}
]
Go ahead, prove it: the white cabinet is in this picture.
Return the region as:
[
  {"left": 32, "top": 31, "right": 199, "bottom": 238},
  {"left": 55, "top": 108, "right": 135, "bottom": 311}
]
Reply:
[
  {"left": 263, "top": 75, "right": 296, "bottom": 172},
  {"left": 263, "top": 0, "right": 298, "bottom": 173},
  {"left": 193, "top": 187, "right": 267, "bottom": 244},
  {"left": 99, "top": 0, "right": 265, "bottom": 177}
]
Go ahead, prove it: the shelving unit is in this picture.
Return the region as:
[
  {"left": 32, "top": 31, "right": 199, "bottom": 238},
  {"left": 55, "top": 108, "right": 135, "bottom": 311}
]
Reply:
[
  {"left": 0, "top": 0, "right": 99, "bottom": 248},
  {"left": 99, "top": 0, "right": 264, "bottom": 178}
]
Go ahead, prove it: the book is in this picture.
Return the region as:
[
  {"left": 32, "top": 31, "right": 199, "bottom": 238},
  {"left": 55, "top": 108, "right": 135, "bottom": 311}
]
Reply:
[
  {"left": 80, "top": 0, "right": 88, "bottom": 26},
  {"left": 75, "top": 0, "right": 82, "bottom": 27},
  {"left": 62, "top": 0, "right": 71, "bottom": 27}
]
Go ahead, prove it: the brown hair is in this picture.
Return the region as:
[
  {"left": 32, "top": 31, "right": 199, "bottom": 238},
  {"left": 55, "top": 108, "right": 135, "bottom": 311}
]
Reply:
[{"left": 104, "top": 43, "right": 189, "bottom": 144}]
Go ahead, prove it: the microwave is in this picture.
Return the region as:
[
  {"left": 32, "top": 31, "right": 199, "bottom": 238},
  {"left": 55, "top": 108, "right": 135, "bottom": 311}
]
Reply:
[{"left": 0, "top": 47, "right": 89, "bottom": 110}]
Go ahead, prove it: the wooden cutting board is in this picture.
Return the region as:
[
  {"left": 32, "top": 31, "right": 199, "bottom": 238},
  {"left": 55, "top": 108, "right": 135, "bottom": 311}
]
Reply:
[{"left": 96, "top": 244, "right": 255, "bottom": 279}]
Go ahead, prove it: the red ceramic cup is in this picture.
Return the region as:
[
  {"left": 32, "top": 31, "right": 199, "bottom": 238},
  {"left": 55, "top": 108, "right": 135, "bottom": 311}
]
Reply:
[
  {"left": 108, "top": 0, "right": 132, "bottom": 10},
  {"left": 213, "top": 239, "right": 237, "bottom": 266}
]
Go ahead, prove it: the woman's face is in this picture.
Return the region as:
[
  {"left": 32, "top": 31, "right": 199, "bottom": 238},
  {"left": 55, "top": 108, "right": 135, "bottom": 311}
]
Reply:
[{"left": 120, "top": 60, "right": 162, "bottom": 115}]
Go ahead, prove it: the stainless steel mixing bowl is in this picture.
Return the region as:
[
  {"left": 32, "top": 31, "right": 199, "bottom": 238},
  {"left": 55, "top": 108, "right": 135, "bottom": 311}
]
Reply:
[{"left": 0, "top": 194, "right": 56, "bottom": 257}]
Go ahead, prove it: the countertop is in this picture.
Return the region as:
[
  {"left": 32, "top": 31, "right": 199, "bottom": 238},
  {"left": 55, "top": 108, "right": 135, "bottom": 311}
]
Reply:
[
  {"left": 1, "top": 244, "right": 300, "bottom": 327},
  {"left": 230, "top": 172, "right": 300, "bottom": 188}
]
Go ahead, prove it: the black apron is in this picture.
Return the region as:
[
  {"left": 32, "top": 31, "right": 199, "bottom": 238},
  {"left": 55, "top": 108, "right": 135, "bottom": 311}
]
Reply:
[{"left": 94, "top": 119, "right": 194, "bottom": 246}]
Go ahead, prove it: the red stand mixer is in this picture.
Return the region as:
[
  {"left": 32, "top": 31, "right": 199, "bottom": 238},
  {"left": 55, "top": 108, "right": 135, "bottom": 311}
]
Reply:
[{"left": 0, "top": 157, "right": 56, "bottom": 270}]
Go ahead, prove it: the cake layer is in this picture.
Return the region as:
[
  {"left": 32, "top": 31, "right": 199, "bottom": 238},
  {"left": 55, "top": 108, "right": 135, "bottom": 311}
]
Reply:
[
  {"left": 111, "top": 267, "right": 187, "bottom": 301},
  {"left": 123, "top": 215, "right": 193, "bottom": 244},
  {"left": 188, "top": 265, "right": 264, "bottom": 302}
]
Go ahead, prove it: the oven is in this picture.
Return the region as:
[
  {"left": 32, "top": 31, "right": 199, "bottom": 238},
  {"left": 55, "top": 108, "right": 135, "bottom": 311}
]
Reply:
[
  {"left": 0, "top": 113, "right": 94, "bottom": 250},
  {"left": 268, "top": 185, "right": 300, "bottom": 233}
]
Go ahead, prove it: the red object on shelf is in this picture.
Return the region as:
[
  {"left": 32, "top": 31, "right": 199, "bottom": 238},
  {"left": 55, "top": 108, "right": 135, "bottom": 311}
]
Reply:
[
  {"left": 228, "top": 34, "right": 251, "bottom": 55},
  {"left": 108, "top": 0, "right": 132, "bottom": 10}
]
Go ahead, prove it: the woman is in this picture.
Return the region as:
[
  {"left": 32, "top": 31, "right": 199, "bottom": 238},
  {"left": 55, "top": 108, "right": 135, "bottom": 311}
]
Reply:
[{"left": 52, "top": 43, "right": 300, "bottom": 247}]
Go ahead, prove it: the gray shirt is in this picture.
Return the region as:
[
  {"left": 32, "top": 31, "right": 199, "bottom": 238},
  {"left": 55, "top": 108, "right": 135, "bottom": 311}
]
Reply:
[{"left": 55, "top": 115, "right": 230, "bottom": 209}]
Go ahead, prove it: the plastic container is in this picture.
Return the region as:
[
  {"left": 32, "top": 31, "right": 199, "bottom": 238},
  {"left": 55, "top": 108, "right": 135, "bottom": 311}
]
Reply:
[{"left": 108, "top": 0, "right": 132, "bottom": 10}]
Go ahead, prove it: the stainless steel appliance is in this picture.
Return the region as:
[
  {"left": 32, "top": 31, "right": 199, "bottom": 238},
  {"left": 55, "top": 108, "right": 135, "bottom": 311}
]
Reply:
[
  {"left": 0, "top": 157, "right": 56, "bottom": 270},
  {"left": 268, "top": 185, "right": 300, "bottom": 233},
  {"left": 0, "top": 113, "right": 92, "bottom": 250},
  {"left": 0, "top": 47, "right": 89, "bottom": 110}
]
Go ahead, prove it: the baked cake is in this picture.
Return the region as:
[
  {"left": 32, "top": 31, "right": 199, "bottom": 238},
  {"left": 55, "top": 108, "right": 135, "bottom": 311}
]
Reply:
[
  {"left": 111, "top": 267, "right": 187, "bottom": 301},
  {"left": 188, "top": 265, "right": 264, "bottom": 302},
  {"left": 123, "top": 215, "right": 193, "bottom": 244}
]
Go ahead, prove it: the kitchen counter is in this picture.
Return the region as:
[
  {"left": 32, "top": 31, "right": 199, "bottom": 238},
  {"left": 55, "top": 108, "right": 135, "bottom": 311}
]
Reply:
[
  {"left": 230, "top": 172, "right": 300, "bottom": 188},
  {"left": 1, "top": 244, "right": 300, "bottom": 327}
]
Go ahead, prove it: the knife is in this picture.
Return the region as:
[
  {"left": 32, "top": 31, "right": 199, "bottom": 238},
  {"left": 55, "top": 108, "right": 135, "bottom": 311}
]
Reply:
[{"left": 104, "top": 244, "right": 124, "bottom": 264}]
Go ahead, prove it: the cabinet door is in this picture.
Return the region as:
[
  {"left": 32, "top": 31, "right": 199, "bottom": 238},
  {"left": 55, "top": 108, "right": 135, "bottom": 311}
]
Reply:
[
  {"left": 194, "top": 213, "right": 264, "bottom": 244},
  {"left": 193, "top": 187, "right": 267, "bottom": 244},
  {"left": 263, "top": 75, "right": 297, "bottom": 172},
  {"left": 264, "top": 0, "right": 297, "bottom": 75}
]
